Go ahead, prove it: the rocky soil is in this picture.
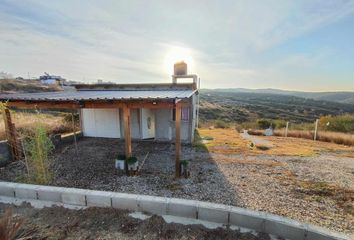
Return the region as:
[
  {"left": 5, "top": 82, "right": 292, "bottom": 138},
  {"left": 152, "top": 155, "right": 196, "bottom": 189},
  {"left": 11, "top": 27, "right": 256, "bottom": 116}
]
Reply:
[
  {"left": 0, "top": 137, "right": 353, "bottom": 236},
  {"left": 0, "top": 203, "right": 271, "bottom": 240}
]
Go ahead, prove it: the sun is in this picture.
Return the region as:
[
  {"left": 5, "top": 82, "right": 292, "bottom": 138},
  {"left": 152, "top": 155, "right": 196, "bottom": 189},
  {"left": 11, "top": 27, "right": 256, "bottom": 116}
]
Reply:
[{"left": 164, "top": 46, "right": 194, "bottom": 74}]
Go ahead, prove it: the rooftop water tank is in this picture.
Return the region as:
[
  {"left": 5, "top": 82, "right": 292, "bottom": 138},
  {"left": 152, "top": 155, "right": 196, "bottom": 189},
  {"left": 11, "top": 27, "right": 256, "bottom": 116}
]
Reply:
[{"left": 174, "top": 61, "right": 187, "bottom": 75}]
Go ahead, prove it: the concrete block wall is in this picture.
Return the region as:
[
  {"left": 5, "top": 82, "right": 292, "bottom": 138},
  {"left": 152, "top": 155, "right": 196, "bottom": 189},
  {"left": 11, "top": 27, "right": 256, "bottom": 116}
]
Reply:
[
  {"left": 0, "top": 181, "right": 350, "bottom": 240},
  {"left": 0, "top": 140, "right": 11, "bottom": 167}
]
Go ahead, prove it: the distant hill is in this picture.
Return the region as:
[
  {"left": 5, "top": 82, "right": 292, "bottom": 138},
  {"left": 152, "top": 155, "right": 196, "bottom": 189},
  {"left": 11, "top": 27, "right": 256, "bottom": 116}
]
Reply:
[
  {"left": 0, "top": 79, "right": 62, "bottom": 93},
  {"left": 199, "top": 89, "right": 354, "bottom": 123},
  {"left": 211, "top": 88, "right": 354, "bottom": 104}
]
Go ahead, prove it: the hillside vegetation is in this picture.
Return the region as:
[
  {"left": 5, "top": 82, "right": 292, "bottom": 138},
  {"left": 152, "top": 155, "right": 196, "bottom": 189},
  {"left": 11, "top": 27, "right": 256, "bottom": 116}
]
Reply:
[
  {"left": 0, "top": 79, "right": 61, "bottom": 93},
  {"left": 199, "top": 89, "right": 354, "bottom": 123},
  {"left": 211, "top": 88, "right": 354, "bottom": 104}
]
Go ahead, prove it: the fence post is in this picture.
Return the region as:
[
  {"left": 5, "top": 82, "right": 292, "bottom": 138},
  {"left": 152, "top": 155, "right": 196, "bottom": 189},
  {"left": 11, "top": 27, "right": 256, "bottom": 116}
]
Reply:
[
  {"left": 285, "top": 122, "right": 289, "bottom": 137},
  {"left": 314, "top": 119, "right": 319, "bottom": 141}
]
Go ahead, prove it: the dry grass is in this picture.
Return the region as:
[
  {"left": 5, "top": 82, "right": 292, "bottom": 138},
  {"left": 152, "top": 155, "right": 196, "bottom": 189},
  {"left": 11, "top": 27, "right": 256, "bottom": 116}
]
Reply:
[
  {"left": 0, "top": 79, "right": 61, "bottom": 93},
  {"left": 249, "top": 129, "right": 354, "bottom": 146},
  {"left": 215, "top": 155, "right": 283, "bottom": 167},
  {"left": 276, "top": 170, "right": 354, "bottom": 215},
  {"left": 0, "top": 111, "right": 76, "bottom": 140},
  {"left": 196, "top": 128, "right": 250, "bottom": 154},
  {"left": 0, "top": 209, "right": 23, "bottom": 240},
  {"left": 196, "top": 128, "right": 354, "bottom": 157}
]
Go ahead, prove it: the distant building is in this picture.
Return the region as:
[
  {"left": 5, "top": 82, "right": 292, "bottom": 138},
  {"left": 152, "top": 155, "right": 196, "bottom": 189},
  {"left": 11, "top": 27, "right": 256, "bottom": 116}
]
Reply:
[{"left": 39, "top": 72, "right": 65, "bottom": 85}]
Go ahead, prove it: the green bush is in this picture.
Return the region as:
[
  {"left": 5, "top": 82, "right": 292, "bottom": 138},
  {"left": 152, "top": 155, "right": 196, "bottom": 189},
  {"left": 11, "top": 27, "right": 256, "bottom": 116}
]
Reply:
[
  {"left": 257, "top": 119, "right": 272, "bottom": 129},
  {"left": 180, "top": 159, "right": 190, "bottom": 167},
  {"left": 256, "top": 119, "right": 287, "bottom": 130},
  {"left": 117, "top": 154, "right": 126, "bottom": 160},
  {"left": 319, "top": 115, "right": 354, "bottom": 133},
  {"left": 214, "top": 120, "right": 229, "bottom": 128},
  {"left": 26, "top": 123, "right": 54, "bottom": 184},
  {"left": 126, "top": 156, "right": 138, "bottom": 165}
]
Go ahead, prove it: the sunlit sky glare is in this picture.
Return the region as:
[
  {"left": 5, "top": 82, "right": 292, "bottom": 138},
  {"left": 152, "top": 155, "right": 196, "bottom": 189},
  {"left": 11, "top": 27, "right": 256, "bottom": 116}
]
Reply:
[{"left": 1, "top": 0, "right": 354, "bottom": 91}]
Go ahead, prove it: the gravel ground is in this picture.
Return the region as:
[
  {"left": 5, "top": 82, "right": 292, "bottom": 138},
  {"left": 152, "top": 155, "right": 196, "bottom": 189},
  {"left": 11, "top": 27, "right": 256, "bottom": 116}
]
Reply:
[
  {"left": 213, "top": 153, "right": 354, "bottom": 235},
  {"left": 0, "top": 203, "right": 270, "bottom": 240},
  {"left": 0, "top": 137, "right": 353, "bottom": 236},
  {"left": 0, "top": 138, "right": 239, "bottom": 206}
]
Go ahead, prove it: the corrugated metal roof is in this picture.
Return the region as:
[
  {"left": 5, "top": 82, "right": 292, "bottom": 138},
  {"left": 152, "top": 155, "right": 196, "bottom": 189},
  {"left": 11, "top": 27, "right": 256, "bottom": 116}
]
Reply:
[{"left": 0, "top": 90, "right": 196, "bottom": 101}]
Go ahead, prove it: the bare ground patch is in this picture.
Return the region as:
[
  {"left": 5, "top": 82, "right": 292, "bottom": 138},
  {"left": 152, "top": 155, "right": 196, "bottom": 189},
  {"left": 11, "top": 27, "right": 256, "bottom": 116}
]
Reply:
[{"left": 0, "top": 203, "right": 269, "bottom": 240}]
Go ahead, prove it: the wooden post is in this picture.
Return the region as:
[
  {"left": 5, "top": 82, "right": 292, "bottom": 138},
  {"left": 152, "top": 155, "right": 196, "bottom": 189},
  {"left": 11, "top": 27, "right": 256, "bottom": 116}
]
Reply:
[
  {"left": 2, "top": 108, "right": 21, "bottom": 161},
  {"left": 314, "top": 119, "right": 319, "bottom": 141},
  {"left": 71, "top": 113, "right": 79, "bottom": 158},
  {"left": 175, "top": 102, "right": 181, "bottom": 178},
  {"left": 285, "top": 122, "right": 289, "bottom": 137},
  {"left": 123, "top": 105, "right": 132, "bottom": 173}
]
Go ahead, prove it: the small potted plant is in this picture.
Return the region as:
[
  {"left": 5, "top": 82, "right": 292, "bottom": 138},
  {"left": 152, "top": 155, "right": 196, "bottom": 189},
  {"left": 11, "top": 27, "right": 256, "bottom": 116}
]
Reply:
[
  {"left": 126, "top": 156, "right": 139, "bottom": 172},
  {"left": 115, "top": 154, "right": 126, "bottom": 170},
  {"left": 180, "top": 159, "right": 190, "bottom": 178}
]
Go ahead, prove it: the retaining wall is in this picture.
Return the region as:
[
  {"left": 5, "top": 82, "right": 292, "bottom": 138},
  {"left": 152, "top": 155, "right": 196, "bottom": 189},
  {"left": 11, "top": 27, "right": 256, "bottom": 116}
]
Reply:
[{"left": 0, "top": 181, "right": 350, "bottom": 240}]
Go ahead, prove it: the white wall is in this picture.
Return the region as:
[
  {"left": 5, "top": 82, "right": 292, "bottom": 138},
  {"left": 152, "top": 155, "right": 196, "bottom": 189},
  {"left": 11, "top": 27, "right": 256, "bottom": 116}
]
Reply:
[
  {"left": 155, "top": 108, "right": 190, "bottom": 142},
  {"left": 81, "top": 108, "right": 121, "bottom": 138}
]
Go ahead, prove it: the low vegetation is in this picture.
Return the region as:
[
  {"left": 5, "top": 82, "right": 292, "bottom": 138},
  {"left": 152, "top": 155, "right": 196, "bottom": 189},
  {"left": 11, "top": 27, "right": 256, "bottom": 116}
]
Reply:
[
  {"left": 0, "top": 79, "right": 61, "bottom": 93},
  {"left": 24, "top": 123, "right": 54, "bottom": 184},
  {"left": 199, "top": 90, "right": 354, "bottom": 124},
  {"left": 196, "top": 128, "right": 354, "bottom": 156},
  {"left": 277, "top": 170, "right": 354, "bottom": 216},
  {"left": 0, "top": 209, "right": 23, "bottom": 240},
  {"left": 0, "top": 111, "right": 78, "bottom": 140}
]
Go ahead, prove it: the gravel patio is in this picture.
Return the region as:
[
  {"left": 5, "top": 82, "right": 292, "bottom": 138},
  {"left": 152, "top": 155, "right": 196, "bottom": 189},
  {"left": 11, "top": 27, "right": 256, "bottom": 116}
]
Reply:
[{"left": 0, "top": 137, "right": 239, "bottom": 206}]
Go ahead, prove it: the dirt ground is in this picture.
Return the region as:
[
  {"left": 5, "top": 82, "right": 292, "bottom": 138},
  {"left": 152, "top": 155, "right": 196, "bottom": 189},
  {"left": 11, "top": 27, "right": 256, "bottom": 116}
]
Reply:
[
  {"left": 0, "top": 128, "right": 353, "bottom": 236},
  {"left": 0, "top": 203, "right": 270, "bottom": 240}
]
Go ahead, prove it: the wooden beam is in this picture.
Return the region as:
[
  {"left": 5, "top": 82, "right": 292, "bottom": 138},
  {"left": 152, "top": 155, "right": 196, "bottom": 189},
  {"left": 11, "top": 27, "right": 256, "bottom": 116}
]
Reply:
[
  {"left": 175, "top": 102, "right": 182, "bottom": 178},
  {"left": 123, "top": 104, "right": 132, "bottom": 173},
  {"left": 6, "top": 101, "right": 80, "bottom": 109},
  {"left": 5, "top": 100, "right": 190, "bottom": 110},
  {"left": 2, "top": 108, "right": 21, "bottom": 161}
]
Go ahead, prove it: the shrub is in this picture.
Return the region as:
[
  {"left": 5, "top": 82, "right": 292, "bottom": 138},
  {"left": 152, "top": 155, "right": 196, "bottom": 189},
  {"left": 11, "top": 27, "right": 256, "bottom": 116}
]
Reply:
[
  {"left": 257, "top": 119, "right": 272, "bottom": 129},
  {"left": 25, "top": 123, "right": 54, "bottom": 184},
  {"left": 0, "top": 209, "right": 23, "bottom": 240},
  {"left": 126, "top": 156, "right": 138, "bottom": 165},
  {"left": 180, "top": 159, "right": 190, "bottom": 167},
  {"left": 117, "top": 154, "right": 126, "bottom": 160},
  {"left": 319, "top": 115, "right": 354, "bottom": 133},
  {"left": 214, "top": 120, "right": 229, "bottom": 128}
]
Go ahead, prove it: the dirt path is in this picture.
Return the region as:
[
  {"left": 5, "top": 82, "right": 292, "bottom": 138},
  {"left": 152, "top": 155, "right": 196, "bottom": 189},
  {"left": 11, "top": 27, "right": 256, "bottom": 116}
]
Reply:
[{"left": 0, "top": 203, "right": 270, "bottom": 240}]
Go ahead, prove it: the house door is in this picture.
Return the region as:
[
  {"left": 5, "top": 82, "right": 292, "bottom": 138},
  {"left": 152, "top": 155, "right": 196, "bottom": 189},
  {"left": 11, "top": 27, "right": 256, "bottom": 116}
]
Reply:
[{"left": 140, "top": 108, "right": 155, "bottom": 139}]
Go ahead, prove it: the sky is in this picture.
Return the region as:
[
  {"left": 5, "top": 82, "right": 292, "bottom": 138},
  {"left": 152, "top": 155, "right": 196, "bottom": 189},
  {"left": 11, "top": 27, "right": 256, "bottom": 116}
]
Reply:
[{"left": 0, "top": 0, "right": 354, "bottom": 91}]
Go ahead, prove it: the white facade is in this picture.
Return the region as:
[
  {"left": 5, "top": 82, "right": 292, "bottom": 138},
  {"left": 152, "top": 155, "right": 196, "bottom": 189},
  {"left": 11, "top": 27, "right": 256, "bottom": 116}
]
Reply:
[
  {"left": 80, "top": 100, "right": 197, "bottom": 143},
  {"left": 81, "top": 109, "right": 121, "bottom": 138}
]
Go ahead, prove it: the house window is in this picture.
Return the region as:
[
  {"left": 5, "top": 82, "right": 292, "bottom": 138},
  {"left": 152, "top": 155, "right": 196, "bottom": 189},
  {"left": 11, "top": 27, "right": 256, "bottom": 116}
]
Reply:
[{"left": 172, "top": 107, "right": 190, "bottom": 121}]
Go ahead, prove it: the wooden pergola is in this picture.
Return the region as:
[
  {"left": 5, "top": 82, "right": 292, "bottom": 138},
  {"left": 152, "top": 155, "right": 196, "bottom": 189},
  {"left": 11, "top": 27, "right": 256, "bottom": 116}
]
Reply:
[{"left": 2, "top": 98, "right": 190, "bottom": 177}]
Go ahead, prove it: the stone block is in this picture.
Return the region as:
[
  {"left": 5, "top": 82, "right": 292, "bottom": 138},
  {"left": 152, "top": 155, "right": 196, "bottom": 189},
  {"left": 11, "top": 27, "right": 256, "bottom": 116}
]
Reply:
[
  {"left": 86, "top": 191, "right": 112, "bottom": 208},
  {"left": 229, "top": 207, "right": 265, "bottom": 232},
  {"left": 167, "top": 198, "right": 198, "bottom": 218},
  {"left": 197, "top": 202, "right": 230, "bottom": 224},
  {"left": 264, "top": 213, "right": 305, "bottom": 240},
  {"left": 111, "top": 192, "right": 139, "bottom": 211},
  {"left": 138, "top": 195, "right": 168, "bottom": 215}
]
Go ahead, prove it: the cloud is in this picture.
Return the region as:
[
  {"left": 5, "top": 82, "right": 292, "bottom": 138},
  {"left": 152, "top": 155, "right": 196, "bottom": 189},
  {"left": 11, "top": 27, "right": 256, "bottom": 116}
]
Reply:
[{"left": 0, "top": 0, "right": 354, "bottom": 90}]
